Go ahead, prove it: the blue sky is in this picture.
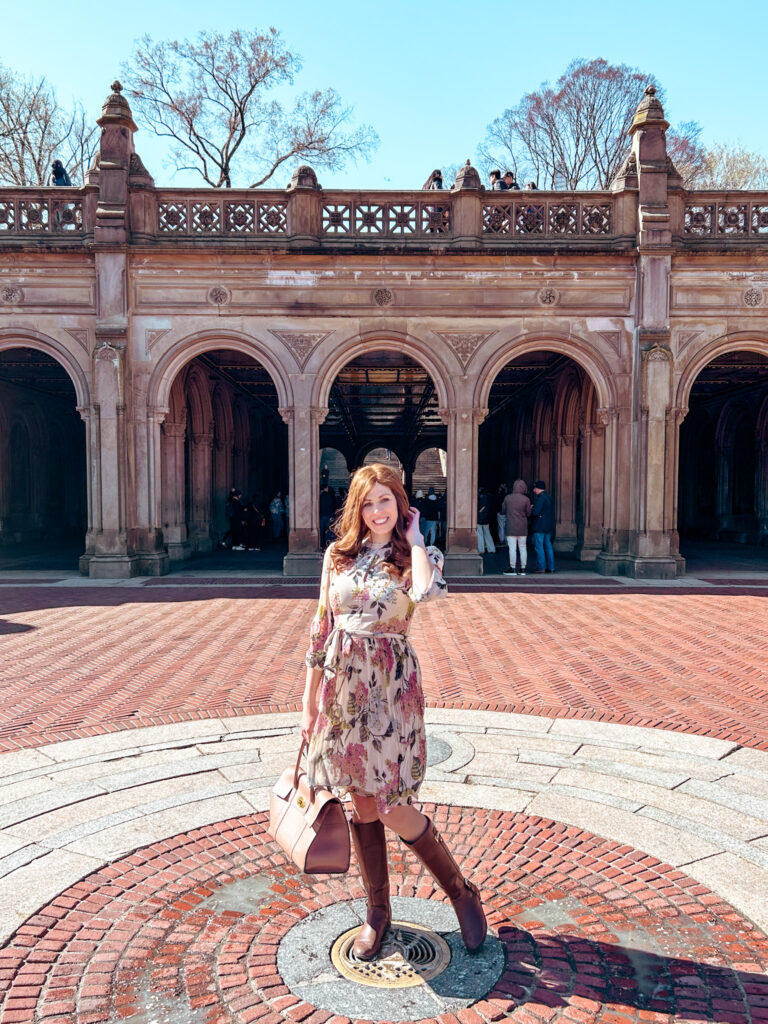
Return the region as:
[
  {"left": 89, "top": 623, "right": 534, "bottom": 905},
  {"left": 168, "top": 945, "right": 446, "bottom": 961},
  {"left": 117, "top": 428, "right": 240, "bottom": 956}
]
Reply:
[{"left": 3, "top": 0, "right": 767, "bottom": 188}]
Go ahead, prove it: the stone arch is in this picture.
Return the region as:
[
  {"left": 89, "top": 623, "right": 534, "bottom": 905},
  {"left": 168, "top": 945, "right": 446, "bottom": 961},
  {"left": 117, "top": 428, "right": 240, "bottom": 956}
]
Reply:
[
  {"left": 676, "top": 332, "right": 768, "bottom": 412},
  {"left": 0, "top": 328, "right": 90, "bottom": 408},
  {"left": 474, "top": 332, "right": 616, "bottom": 413},
  {"left": 184, "top": 364, "right": 213, "bottom": 439},
  {"left": 149, "top": 330, "right": 291, "bottom": 413},
  {"left": 311, "top": 330, "right": 453, "bottom": 411}
]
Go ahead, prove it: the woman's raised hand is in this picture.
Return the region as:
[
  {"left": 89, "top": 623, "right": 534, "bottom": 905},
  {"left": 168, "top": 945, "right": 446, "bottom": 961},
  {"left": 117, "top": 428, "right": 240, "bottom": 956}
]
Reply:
[{"left": 405, "top": 506, "right": 425, "bottom": 549}]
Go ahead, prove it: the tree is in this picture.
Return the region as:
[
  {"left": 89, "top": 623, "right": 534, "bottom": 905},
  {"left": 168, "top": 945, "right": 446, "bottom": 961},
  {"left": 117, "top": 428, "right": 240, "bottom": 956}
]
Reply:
[
  {"left": 0, "top": 66, "right": 97, "bottom": 186},
  {"left": 480, "top": 58, "right": 704, "bottom": 190},
  {"left": 688, "top": 143, "right": 768, "bottom": 189},
  {"left": 121, "top": 28, "right": 378, "bottom": 188}
]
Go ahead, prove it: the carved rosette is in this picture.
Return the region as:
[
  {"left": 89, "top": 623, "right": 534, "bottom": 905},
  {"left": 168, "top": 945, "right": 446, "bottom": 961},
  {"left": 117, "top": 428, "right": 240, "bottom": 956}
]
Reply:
[
  {"left": 207, "top": 285, "right": 231, "bottom": 306},
  {"left": 1, "top": 285, "right": 23, "bottom": 304},
  {"left": 270, "top": 331, "right": 332, "bottom": 369},
  {"left": 372, "top": 288, "right": 393, "bottom": 307},
  {"left": 436, "top": 332, "right": 496, "bottom": 369},
  {"left": 743, "top": 287, "right": 763, "bottom": 307},
  {"left": 537, "top": 287, "right": 559, "bottom": 307}
]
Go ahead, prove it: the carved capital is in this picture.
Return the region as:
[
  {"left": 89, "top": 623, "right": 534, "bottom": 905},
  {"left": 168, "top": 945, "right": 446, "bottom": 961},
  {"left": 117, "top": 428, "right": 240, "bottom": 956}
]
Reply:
[
  {"left": 162, "top": 420, "right": 186, "bottom": 438},
  {"left": 191, "top": 432, "right": 214, "bottom": 450},
  {"left": 596, "top": 406, "right": 619, "bottom": 426},
  {"left": 310, "top": 406, "right": 329, "bottom": 426},
  {"left": 437, "top": 407, "right": 455, "bottom": 426},
  {"left": 278, "top": 406, "right": 294, "bottom": 425},
  {"left": 472, "top": 407, "right": 489, "bottom": 425},
  {"left": 559, "top": 433, "right": 578, "bottom": 447},
  {"left": 148, "top": 405, "right": 169, "bottom": 426},
  {"left": 666, "top": 405, "right": 688, "bottom": 427},
  {"left": 76, "top": 405, "right": 91, "bottom": 423}
]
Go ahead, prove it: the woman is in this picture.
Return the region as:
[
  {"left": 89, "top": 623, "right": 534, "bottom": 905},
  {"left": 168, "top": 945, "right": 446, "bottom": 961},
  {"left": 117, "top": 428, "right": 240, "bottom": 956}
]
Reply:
[{"left": 301, "top": 464, "right": 486, "bottom": 960}]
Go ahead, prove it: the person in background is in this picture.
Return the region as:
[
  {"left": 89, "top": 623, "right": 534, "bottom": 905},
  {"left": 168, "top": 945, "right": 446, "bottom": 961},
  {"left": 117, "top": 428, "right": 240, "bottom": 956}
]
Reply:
[
  {"left": 422, "top": 169, "right": 443, "bottom": 190},
  {"left": 321, "top": 463, "right": 330, "bottom": 488},
  {"left": 495, "top": 483, "right": 507, "bottom": 548},
  {"left": 224, "top": 488, "right": 246, "bottom": 551},
  {"left": 530, "top": 480, "right": 555, "bottom": 574},
  {"left": 422, "top": 486, "right": 439, "bottom": 546},
  {"left": 48, "top": 159, "right": 71, "bottom": 186},
  {"left": 489, "top": 170, "right": 506, "bottom": 191},
  {"left": 525, "top": 182, "right": 538, "bottom": 190},
  {"left": 476, "top": 488, "right": 494, "bottom": 554},
  {"left": 502, "top": 479, "right": 532, "bottom": 576},
  {"left": 269, "top": 491, "right": 285, "bottom": 540},
  {"left": 503, "top": 171, "right": 521, "bottom": 190},
  {"left": 319, "top": 483, "right": 334, "bottom": 548},
  {"left": 243, "top": 496, "right": 264, "bottom": 551}
]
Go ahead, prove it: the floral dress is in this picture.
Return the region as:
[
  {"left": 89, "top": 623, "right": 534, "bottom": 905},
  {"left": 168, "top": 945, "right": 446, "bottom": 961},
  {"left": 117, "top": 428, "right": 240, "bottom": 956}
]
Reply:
[{"left": 305, "top": 540, "right": 447, "bottom": 813}]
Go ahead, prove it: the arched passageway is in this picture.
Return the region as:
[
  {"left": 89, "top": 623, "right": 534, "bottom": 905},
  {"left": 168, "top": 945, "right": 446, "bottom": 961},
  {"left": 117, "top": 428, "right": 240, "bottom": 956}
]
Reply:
[
  {"left": 479, "top": 351, "right": 604, "bottom": 565},
  {"left": 678, "top": 350, "right": 768, "bottom": 568},
  {"left": 161, "top": 349, "right": 287, "bottom": 562},
  {"left": 319, "top": 351, "right": 446, "bottom": 538},
  {"left": 0, "top": 348, "right": 86, "bottom": 568}
]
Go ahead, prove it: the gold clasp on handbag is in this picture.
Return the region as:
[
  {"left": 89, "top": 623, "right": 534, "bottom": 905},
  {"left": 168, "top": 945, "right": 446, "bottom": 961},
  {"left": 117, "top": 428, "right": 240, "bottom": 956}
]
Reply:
[{"left": 296, "top": 795, "right": 306, "bottom": 808}]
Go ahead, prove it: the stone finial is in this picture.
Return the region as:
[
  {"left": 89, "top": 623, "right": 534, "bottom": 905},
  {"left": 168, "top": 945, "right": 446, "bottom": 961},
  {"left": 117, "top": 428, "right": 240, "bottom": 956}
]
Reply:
[
  {"left": 452, "top": 159, "right": 482, "bottom": 191},
  {"left": 99, "top": 80, "right": 137, "bottom": 131},
  {"left": 287, "top": 165, "right": 320, "bottom": 190},
  {"left": 630, "top": 83, "right": 668, "bottom": 134}
]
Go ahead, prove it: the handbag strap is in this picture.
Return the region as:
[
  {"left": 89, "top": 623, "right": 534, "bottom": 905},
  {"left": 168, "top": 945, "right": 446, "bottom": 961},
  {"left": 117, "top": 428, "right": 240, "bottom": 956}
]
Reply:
[{"left": 294, "top": 739, "right": 319, "bottom": 805}]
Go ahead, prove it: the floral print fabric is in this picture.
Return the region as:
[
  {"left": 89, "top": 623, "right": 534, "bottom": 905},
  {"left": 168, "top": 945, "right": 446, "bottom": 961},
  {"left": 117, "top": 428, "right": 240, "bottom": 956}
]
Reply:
[{"left": 305, "top": 540, "right": 447, "bottom": 812}]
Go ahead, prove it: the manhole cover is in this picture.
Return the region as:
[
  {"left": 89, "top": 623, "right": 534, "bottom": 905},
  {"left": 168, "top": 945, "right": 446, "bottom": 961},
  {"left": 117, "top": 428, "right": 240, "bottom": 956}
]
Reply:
[{"left": 331, "top": 921, "right": 451, "bottom": 988}]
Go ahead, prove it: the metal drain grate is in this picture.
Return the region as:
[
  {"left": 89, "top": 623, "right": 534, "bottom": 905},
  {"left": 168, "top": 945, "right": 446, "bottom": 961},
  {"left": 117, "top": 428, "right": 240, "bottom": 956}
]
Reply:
[{"left": 331, "top": 921, "right": 451, "bottom": 988}]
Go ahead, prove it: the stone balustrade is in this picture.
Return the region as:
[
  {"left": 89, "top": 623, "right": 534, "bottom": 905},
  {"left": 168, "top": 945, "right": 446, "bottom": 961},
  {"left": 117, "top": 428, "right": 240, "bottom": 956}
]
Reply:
[{"left": 1, "top": 180, "right": 767, "bottom": 250}]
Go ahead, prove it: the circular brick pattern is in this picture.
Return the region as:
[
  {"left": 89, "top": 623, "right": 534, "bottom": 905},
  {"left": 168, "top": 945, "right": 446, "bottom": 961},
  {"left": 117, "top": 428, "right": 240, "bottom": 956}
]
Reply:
[{"left": 2, "top": 806, "right": 767, "bottom": 1024}]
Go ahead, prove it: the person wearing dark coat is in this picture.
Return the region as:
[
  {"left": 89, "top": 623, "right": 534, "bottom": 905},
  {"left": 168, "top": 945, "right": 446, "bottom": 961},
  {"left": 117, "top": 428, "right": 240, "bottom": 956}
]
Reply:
[
  {"left": 531, "top": 480, "right": 555, "bottom": 573},
  {"left": 319, "top": 484, "right": 334, "bottom": 548},
  {"left": 48, "top": 160, "right": 71, "bottom": 186},
  {"left": 489, "top": 170, "right": 506, "bottom": 191},
  {"left": 502, "top": 479, "right": 532, "bottom": 575},
  {"left": 422, "top": 169, "right": 443, "bottom": 190},
  {"left": 224, "top": 488, "right": 247, "bottom": 550},
  {"left": 244, "top": 497, "right": 265, "bottom": 550},
  {"left": 476, "top": 488, "right": 494, "bottom": 554}
]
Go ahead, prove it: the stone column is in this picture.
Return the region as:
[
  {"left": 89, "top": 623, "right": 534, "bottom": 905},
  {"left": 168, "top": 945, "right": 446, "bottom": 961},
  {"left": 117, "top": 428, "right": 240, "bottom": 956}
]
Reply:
[
  {"left": 187, "top": 432, "right": 214, "bottom": 552},
  {"left": 757, "top": 439, "right": 768, "bottom": 542},
  {"left": 624, "top": 85, "right": 682, "bottom": 578},
  {"left": 283, "top": 405, "right": 325, "bottom": 575},
  {"left": 715, "top": 441, "right": 733, "bottom": 534},
  {"left": 161, "top": 419, "right": 191, "bottom": 562},
  {"left": 576, "top": 422, "right": 605, "bottom": 562},
  {"left": 595, "top": 407, "right": 627, "bottom": 573},
  {"left": 441, "top": 407, "right": 484, "bottom": 575},
  {"left": 553, "top": 432, "right": 578, "bottom": 552},
  {"left": 212, "top": 438, "right": 233, "bottom": 540}
]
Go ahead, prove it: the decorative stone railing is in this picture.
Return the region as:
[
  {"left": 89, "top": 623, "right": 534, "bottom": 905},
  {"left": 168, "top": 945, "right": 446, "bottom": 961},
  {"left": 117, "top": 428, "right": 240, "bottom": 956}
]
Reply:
[
  {"left": 481, "top": 194, "right": 614, "bottom": 237},
  {"left": 683, "top": 194, "right": 768, "bottom": 239},
  {"left": 3, "top": 183, "right": 768, "bottom": 249},
  {"left": 0, "top": 189, "right": 89, "bottom": 235}
]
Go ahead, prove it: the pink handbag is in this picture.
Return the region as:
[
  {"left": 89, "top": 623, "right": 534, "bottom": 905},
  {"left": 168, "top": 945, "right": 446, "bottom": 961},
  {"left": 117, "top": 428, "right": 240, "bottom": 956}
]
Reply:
[{"left": 268, "top": 740, "right": 350, "bottom": 874}]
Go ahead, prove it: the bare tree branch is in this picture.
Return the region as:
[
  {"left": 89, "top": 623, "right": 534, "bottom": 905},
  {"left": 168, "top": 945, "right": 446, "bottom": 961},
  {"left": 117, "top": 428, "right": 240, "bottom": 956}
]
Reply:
[
  {"left": 121, "top": 28, "right": 378, "bottom": 187},
  {"left": 480, "top": 58, "right": 704, "bottom": 190},
  {"left": 0, "top": 65, "right": 97, "bottom": 185},
  {"left": 687, "top": 142, "right": 768, "bottom": 189}
]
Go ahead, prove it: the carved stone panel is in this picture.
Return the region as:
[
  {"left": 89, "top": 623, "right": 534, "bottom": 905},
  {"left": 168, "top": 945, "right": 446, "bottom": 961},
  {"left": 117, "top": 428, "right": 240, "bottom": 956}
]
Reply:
[
  {"left": 436, "top": 332, "right": 496, "bottom": 369},
  {"left": 269, "top": 330, "right": 332, "bottom": 368}
]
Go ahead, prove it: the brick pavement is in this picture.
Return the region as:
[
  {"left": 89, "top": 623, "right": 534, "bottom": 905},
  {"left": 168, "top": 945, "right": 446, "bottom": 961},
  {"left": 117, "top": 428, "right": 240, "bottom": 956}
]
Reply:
[
  {"left": 1, "top": 807, "right": 767, "bottom": 1024},
  {"left": 0, "top": 585, "right": 767, "bottom": 752}
]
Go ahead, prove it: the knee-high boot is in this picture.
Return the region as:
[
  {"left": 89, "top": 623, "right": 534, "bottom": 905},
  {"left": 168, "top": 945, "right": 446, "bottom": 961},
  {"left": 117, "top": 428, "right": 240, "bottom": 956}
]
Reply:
[
  {"left": 349, "top": 819, "right": 391, "bottom": 960},
  {"left": 403, "top": 817, "right": 487, "bottom": 951}
]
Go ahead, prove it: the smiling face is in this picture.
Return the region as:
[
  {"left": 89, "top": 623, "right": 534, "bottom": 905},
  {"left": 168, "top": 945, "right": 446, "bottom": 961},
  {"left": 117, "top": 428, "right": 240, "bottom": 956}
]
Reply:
[{"left": 361, "top": 482, "right": 398, "bottom": 543}]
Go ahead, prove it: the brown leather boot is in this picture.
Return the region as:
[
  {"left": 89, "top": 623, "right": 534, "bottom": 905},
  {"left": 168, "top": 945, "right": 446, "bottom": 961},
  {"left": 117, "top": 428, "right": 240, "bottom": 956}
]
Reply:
[
  {"left": 404, "top": 817, "right": 487, "bottom": 952},
  {"left": 350, "top": 819, "right": 391, "bottom": 960}
]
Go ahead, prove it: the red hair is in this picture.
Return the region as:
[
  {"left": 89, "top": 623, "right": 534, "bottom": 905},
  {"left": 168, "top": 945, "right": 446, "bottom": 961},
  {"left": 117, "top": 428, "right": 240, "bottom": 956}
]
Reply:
[{"left": 330, "top": 463, "right": 412, "bottom": 577}]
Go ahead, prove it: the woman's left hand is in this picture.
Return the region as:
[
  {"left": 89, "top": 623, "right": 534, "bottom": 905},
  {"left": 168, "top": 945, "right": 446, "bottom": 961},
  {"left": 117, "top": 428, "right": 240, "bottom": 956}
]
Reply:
[{"left": 405, "top": 506, "right": 425, "bottom": 549}]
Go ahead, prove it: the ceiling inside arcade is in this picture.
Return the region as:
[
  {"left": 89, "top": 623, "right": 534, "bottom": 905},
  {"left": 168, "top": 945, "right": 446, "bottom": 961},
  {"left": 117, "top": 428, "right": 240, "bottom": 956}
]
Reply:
[
  {"left": 197, "top": 351, "right": 280, "bottom": 414},
  {"left": 689, "top": 351, "right": 768, "bottom": 405},
  {"left": 0, "top": 348, "right": 77, "bottom": 401},
  {"left": 321, "top": 351, "right": 445, "bottom": 459}
]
